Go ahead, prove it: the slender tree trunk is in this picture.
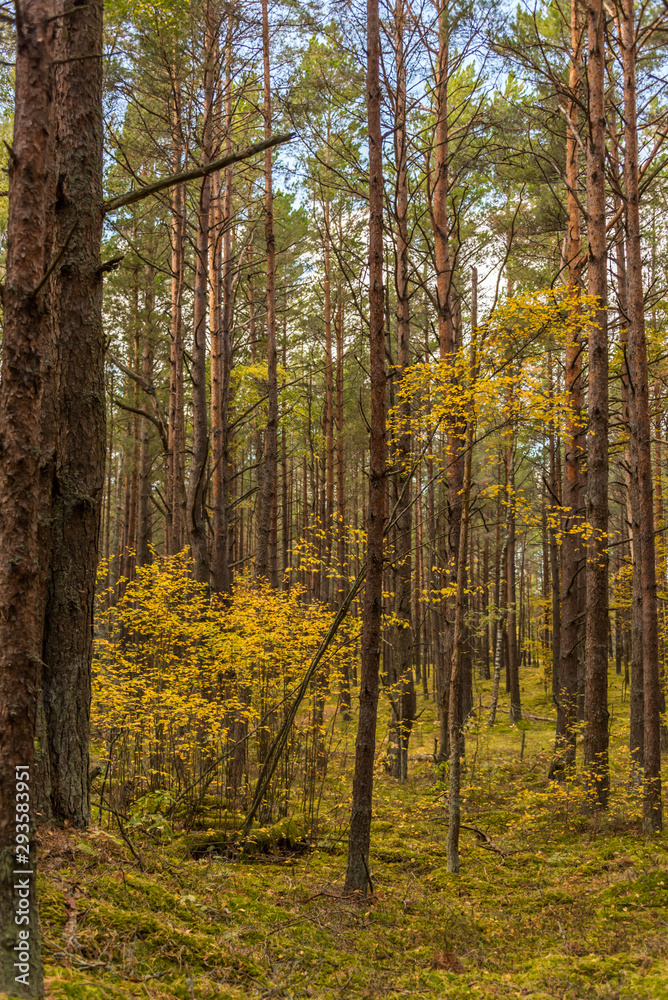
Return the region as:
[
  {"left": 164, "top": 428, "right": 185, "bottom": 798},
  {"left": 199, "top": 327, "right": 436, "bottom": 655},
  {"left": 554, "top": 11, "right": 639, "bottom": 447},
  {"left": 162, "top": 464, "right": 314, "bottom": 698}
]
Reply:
[
  {"left": 167, "top": 89, "right": 185, "bottom": 556},
  {"left": 583, "top": 0, "right": 610, "bottom": 809},
  {"left": 337, "top": 297, "right": 351, "bottom": 717},
  {"left": 506, "top": 440, "right": 522, "bottom": 721},
  {"left": 255, "top": 0, "right": 279, "bottom": 583},
  {"left": 489, "top": 532, "right": 510, "bottom": 725},
  {"left": 621, "top": 0, "right": 661, "bottom": 830},
  {"left": 447, "top": 275, "right": 477, "bottom": 872},
  {"left": 137, "top": 267, "right": 154, "bottom": 567},
  {"left": 345, "top": 0, "right": 386, "bottom": 895},
  {"left": 210, "top": 55, "right": 227, "bottom": 593},
  {"left": 387, "top": 0, "right": 416, "bottom": 782},
  {"left": 220, "top": 14, "right": 234, "bottom": 591},
  {"left": 556, "top": 0, "right": 583, "bottom": 774},
  {"left": 324, "top": 196, "right": 335, "bottom": 600}
]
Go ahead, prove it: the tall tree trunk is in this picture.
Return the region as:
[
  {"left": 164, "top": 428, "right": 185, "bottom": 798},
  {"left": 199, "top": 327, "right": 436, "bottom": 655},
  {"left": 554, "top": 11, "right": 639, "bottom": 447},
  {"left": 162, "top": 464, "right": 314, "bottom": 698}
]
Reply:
[
  {"left": 344, "top": 0, "right": 386, "bottom": 895},
  {"left": 187, "top": 2, "right": 215, "bottom": 583},
  {"left": 0, "top": 4, "right": 55, "bottom": 991},
  {"left": 621, "top": 0, "right": 662, "bottom": 830},
  {"left": 137, "top": 267, "right": 154, "bottom": 567},
  {"left": 167, "top": 82, "right": 185, "bottom": 556},
  {"left": 556, "top": 0, "right": 583, "bottom": 774},
  {"left": 506, "top": 438, "right": 522, "bottom": 721},
  {"left": 38, "top": 0, "right": 105, "bottom": 829},
  {"left": 447, "top": 272, "right": 477, "bottom": 872},
  {"left": 387, "top": 0, "right": 416, "bottom": 782},
  {"left": 255, "top": 0, "right": 278, "bottom": 584},
  {"left": 220, "top": 14, "right": 234, "bottom": 591},
  {"left": 324, "top": 195, "right": 334, "bottom": 601},
  {"left": 210, "top": 65, "right": 227, "bottom": 592},
  {"left": 336, "top": 297, "right": 351, "bottom": 717},
  {"left": 583, "top": 0, "right": 610, "bottom": 809}
]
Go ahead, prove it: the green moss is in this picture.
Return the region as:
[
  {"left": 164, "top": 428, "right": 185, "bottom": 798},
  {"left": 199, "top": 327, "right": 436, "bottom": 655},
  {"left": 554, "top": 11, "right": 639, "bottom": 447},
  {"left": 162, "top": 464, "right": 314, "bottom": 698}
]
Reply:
[{"left": 37, "top": 677, "right": 668, "bottom": 1000}]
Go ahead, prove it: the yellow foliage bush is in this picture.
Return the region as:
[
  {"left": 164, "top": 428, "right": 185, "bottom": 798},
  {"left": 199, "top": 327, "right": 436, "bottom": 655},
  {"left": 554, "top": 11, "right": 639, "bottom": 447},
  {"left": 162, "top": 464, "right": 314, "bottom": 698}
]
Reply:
[{"left": 93, "top": 552, "right": 358, "bottom": 825}]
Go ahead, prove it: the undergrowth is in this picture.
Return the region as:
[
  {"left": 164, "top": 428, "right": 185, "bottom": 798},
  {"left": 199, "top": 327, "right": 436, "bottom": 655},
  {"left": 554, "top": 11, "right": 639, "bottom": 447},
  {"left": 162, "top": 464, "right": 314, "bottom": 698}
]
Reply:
[{"left": 31, "top": 670, "right": 668, "bottom": 999}]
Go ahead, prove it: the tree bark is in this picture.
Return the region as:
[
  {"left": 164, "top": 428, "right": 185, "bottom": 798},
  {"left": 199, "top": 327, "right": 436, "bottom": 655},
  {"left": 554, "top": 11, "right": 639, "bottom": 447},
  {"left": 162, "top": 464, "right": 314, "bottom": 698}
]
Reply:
[
  {"left": 556, "top": 0, "right": 583, "bottom": 776},
  {"left": 0, "top": 4, "right": 55, "bottom": 991},
  {"left": 387, "top": 0, "right": 416, "bottom": 782},
  {"left": 167, "top": 84, "right": 185, "bottom": 556},
  {"left": 137, "top": 267, "right": 154, "bottom": 567},
  {"left": 186, "top": 1, "right": 215, "bottom": 583},
  {"left": 621, "top": 0, "right": 662, "bottom": 830},
  {"left": 344, "top": 0, "right": 386, "bottom": 895},
  {"left": 583, "top": 0, "right": 610, "bottom": 810},
  {"left": 38, "top": 0, "right": 105, "bottom": 828},
  {"left": 255, "top": 0, "right": 279, "bottom": 584},
  {"left": 447, "top": 274, "right": 477, "bottom": 873}
]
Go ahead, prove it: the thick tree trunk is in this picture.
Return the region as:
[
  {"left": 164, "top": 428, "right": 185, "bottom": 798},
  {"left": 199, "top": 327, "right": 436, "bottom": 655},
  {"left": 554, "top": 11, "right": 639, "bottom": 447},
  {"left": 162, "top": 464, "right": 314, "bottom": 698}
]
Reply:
[
  {"left": 38, "top": 0, "right": 105, "bottom": 829},
  {"left": 0, "top": 5, "right": 55, "bottom": 992},
  {"left": 344, "top": 0, "right": 386, "bottom": 896},
  {"left": 583, "top": 0, "right": 610, "bottom": 809},
  {"left": 621, "top": 0, "right": 662, "bottom": 831}
]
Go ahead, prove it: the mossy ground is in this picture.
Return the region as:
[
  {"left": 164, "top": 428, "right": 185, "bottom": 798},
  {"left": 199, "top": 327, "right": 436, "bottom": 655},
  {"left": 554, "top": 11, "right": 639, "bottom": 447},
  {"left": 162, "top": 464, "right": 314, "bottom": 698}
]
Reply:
[{"left": 29, "top": 669, "right": 668, "bottom": 998}]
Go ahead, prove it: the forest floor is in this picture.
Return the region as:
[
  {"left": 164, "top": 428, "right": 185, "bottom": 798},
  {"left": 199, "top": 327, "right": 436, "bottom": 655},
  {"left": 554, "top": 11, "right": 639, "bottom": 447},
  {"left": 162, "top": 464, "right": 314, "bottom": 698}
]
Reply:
[{"left": 37, "top": 667, "right": 668, "bottom": 1000}]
